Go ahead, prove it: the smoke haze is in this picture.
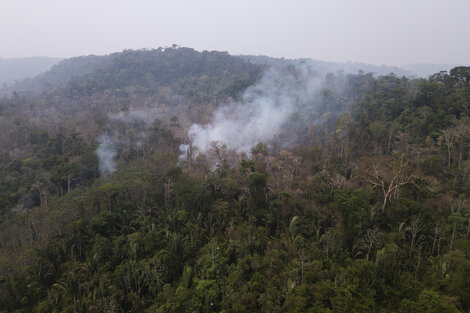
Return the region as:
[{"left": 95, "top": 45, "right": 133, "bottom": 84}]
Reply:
[
  {"left": 96, "top": 134, "right": 117, "bottom": 175},
  {"left": 95, "top": 105, "right": 187, "bottom": 175},
  {"left": 94, "top": 63, "right": 353, "bottom": 173},
  {"left": 180, "top": 65, "right": 330, "bottom": 159},
  {"left": 2, "top": 1, "right": 470, "bottom": 66}
]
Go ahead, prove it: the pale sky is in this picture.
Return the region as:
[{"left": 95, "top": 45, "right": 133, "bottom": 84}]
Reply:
[{"left": 1, "top": 0, "right": 469, "bottom": 66}]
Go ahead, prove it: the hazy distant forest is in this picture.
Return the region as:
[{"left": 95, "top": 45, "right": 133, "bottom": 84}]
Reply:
[{"left": 0, "top": 47, "right": 470, "bottom": 313}]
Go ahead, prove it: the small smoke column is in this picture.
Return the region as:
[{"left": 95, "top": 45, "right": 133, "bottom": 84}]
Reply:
[
  {"left": 95, "top": 110, "right": 161, "bottom": 176},
  {"left": 96, "top": 134, "right": 117, "bottom": 175},
  {"left": 95, "top": 106, "right": 183, "bottom": 176},
  {"left": 180, "top": 65, "right": 324, "bottom": 159}
]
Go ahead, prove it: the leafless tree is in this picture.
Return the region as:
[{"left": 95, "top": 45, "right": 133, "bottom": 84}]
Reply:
[
  {"left": 431, "top": 219, "right": 446, "bottom": 257},
  {"left": 297, "top": 248, "right": 308, "bottom": 282},
  {"left": 320, "top": 229, "right": 340, "bottom": 260},
  {"left": 364, "top": 155, "right": 414, "bottom": 212},
  {"left": 439, "top": 128, "right": 457, "bottom": 169},
  {"left": 414, "top": 235, "right": 426, "bottom": 280},
  {"left": 360, "top": 227, "right": 384, "bottom": 261},
  {"left": 439, "top": 120, "right": 470, "bottom": 169},
  {"left": 407, "top": 216, "right": 424, "bottom": 257},
  {"left": 267, "top": 150, "right": 302, "bottom": 191}
]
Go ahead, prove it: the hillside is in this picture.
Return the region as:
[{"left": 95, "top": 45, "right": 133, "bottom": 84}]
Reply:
[
  {"left": 6, "top": 48, "right": 262, "bottom": 98},
  {"left": 242, "top": 55, "right": 412, "bottom": 77},
  {"left": 0, "top": 57, "right": 62, "bottom": 87},
  {"left": 402, "top": 63, "right": 470, "bottom": 78},
  {"left": 0, "top": 47, "right": 469, "bottom": 313}
]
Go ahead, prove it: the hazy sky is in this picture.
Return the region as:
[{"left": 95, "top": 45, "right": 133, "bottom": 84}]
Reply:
[{"left": 1, "top": 0, "right": 469, "bottom": 66}]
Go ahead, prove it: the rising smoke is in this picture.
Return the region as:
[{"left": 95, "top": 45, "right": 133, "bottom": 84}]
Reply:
[
  {"left": 96, "top": 134, "right": 117, "bottom": 175},
  {"left": 179, "top": 64, "right": 333, "bottom": 160},
  {"left": 95, "top": 63, "right": 350, "bottom": 174},
  {"left": 95, "top": 106, "right": 185, "bottom": 175},
  {"left": 95, "top": 112, "right": 151, "bottom": 176}
]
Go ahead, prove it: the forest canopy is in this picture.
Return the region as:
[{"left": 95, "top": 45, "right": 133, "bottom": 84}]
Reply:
[{"left": 0, "top": 47, "right": 469, "bottom": 313}]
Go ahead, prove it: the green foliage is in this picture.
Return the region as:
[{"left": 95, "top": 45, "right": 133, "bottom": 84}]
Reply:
[
  {"left": 331, "top": 189, "right": 370, "bottom": 249},
  {"left": 1, "top": 52, "right": 470, "bottom": 313}
]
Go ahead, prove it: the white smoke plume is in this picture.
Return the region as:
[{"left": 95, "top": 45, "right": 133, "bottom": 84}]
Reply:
[
  {"left": 96, "top": 134, "right": 117, "bottom": 175},
  {"left": 95, "top": 105, "right": 183, "bottom": 175},
  {"left": 180, "top": 64, "right": 325, "bottom": 159}
]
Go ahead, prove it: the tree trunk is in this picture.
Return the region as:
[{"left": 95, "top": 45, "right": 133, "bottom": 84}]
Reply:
[
  {"left": 467, "top": 217, "right": 470, "bottom": 238},
  {"left": 450, "top": 223, "right": 456, "bottom": 253},
  {"left": 448, "top": 145, "right": 452, "bottom": 168}
]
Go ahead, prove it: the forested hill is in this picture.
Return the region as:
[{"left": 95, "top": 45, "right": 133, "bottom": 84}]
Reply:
[
  {"left": 6, "top": 47, "right": 264, "bottom": 99},
  {"left": 241, "top": 55, "right": 411, "bottom": 77},
  {"left": 0, "top": 47, "right": 470, "bottom": 312},
  {"left": 0, "top": 57, "right": 62, "bottom": 87}
]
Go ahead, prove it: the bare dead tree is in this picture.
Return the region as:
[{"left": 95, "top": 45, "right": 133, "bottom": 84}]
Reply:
[
  {"left": 449, "top": 199, "right": 465, "bottom": 253},
  {"left": 454, "top": 121, "right": 470, "bottom": 169},
  {"left": 407, "top": 216, "right": 424, "bottom": 257},
  {"left": 297, "top": 248, "right": 308, "bottom": 282},
  {"left": 163, "top": 178, "right": 174, "bottom": 206},
  {"left": 360, "top": 227, "right": 384, "bottom": 261},
  {"left": 439, "top": 128, "right": 457, "bottom": 169},
  {"left": 431, "top": 219, "right": 446, "bottom": 257},
  {"left": 364, "top": 155, "right": 414, "bottom": 213},
  {"left": 320, "top": 229, "right": 340, "bottom": 260},
  {"left": 414, "top": 235, "right": 426, "bottom": 281},
  {"left": 267, "top": 150, "right": 302, "bottom": 191}
]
